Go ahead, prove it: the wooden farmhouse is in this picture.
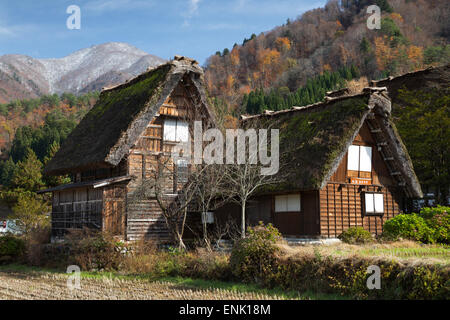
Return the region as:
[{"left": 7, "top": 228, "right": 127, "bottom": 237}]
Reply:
[
  {"left": 41, "top": 56, "right": 214, "bottom": 241},
  {"left": 41, "top": 55, "right": 425, "bottom": 241},
  {"left": 215, "top": 87, "right": 423, "bottom": 238}
]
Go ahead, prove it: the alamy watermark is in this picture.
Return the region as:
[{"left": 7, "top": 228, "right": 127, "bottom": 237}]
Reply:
[
  {"left": 366, "top": 265, "right": 381, "bottom": 290},
  {"left": 367, "top": 5, "right": 381, "bottom": 30},
  {"left": 171, "top": 121, "right": 280, "bottom": 176},
  {"left": 66, "top": 5, "right": 81, "bottom": 30},
  {"left": 67, "top": 265, "right": 81, "bottom": 290}
]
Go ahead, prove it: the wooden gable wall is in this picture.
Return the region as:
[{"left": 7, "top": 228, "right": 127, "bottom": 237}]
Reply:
[
  {"left": 125, "top": 76, "right": 206, "bottom": 241},
  {"left": 319, "top": 121, "right": 404, "bottom": 238}
]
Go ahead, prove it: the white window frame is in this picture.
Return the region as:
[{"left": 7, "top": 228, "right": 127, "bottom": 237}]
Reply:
[
  {"left": 347, "top": 145, "right": 372, "bottom": 173},
  {"left": 364, "top": 192, "right": 384, "bottom": 215},
  {"left": 274, "top": 194, "right": 301, "bottom": 213},
  {"left": 163, "top": 119, "right": 189, "bottom": 142}
]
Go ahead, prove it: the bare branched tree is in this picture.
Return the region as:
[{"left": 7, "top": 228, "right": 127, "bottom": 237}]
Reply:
[
  {"left": 129, "top": 154, "right": 200, "bottom": 250},
  {"left": 190, "top": 163, "right": 231, "bottom": 251},
  {"left": 222, "top": 118, "right": 284, "bottom": 238}
]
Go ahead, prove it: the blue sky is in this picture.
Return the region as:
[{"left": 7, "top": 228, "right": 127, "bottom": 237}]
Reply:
[{"left": 0, "top": 0, "right": 326, "bottom": 65}]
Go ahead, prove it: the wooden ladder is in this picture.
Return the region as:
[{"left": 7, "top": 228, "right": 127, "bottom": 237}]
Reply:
[{"left": 366, "top": 117, "right": 407, "bottom": 188}]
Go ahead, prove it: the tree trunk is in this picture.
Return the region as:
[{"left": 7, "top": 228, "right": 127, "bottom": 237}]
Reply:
[
  {"left": 241, "top": 202, "right": 246, "bottom": 238},
  {"left": 177, "top": 208, "right": 188, "bottom": 251},
  {"left": 202, "top": 212, "right": 212, "bottom": 252}
]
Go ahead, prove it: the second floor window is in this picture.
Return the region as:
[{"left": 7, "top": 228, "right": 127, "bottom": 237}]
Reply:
[
  {"left": 347, "top": 145, "right": 372, "bottom": 174},
  {"left": 163, "top": 119, "right": 189, "bottom": 142}
]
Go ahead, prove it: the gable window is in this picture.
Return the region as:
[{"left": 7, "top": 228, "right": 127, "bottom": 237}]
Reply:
[
  {"left": 364, "top": 193, "right": 384, "bottom": 215},
  {"left": 163, "top": 119, "right": 189, "bottom": 142},
  {"left": 275, "top": 194, "right": 301, "bottom": 212},
  {"left": 347, "top": 145, "right": 372, "bottom": 178}
]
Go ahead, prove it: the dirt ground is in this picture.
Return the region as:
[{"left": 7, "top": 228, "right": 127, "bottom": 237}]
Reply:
[{"left": 0, "top": 271, "right": 284, "bottom": 300}]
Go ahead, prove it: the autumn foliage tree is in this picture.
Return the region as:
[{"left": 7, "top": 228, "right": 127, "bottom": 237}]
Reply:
[{"left": 204, "top": 0, "right": 449, "bottom": 115}]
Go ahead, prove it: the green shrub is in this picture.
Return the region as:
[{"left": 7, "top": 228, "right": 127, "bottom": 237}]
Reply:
[
  {"left": 382, "top": 214, "right": 435, "bottom": 243},
  {"left": 0, "top": 234, "right": 25, "bottom": 263},
  {"left": 383, "top": 206, "right": 450, "bottom": 244},
  {"left": 229, "top": 222, "right": 281, "bottom": 284},
  {"left": 338, "top": 227, "right": 373, "bottom": 244},
  {"left": 418, "top": 206, "right": 449, "bottom": 244}
]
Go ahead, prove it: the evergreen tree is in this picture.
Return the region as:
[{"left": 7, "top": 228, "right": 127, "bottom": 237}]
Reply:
[
  {"left": 0, "top": 158, "right": 16, "bottom": 187},
  {"left": 43, "top": 142, "right": 71, "bottom": 187},
  {"left": 360, "top": 37, "right": 371, "bottom": 53},
  {"left": 11, "top": 148, "right": 44, "bottom": 192},
  {"left": 242, "top": 65, "right": 360, "bottom": 114}
]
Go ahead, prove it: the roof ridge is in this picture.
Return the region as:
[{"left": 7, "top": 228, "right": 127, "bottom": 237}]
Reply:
[
  {"left": 370, "top": 65, "right": 442, "bottom": 86},
  {"left": 241, "top": 87, "right": 388, "bottom": 121},
  {"left": 101, "top": 56, "right": 202, "bottom": 94}
]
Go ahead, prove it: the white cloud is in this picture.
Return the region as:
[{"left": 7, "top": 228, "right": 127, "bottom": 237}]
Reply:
[
  {"left": 182, "top": 0, "right": 202, "bottom": 27},
  {"left": 0, "top": 23, "right": 34, "bottom": 38},
  {"left": 188, "top": 0, "right": 201, "bottom": 15},
  {"left": 0, "top": 25, "right": 14, "bottom": 36}
]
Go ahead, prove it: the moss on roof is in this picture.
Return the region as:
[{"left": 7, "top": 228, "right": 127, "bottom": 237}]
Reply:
[
  {"left": 45, "top": 63, "right": 173, "bottom": 174},
  {"left": 249, "top": 96, "right": 370, "bottom": 191}
]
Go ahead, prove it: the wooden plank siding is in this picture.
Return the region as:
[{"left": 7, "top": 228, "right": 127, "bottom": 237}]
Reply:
[
  {"left": 126, "top": 199, "right": 171, "bottom": 241},
  {"left": 102, "top": 184, "right": 127, "bottom": 236},
  {"left": 319, "top": 183, "right": 401, "bottom": 237},
  {"left": 319, "top": 122, "right": 403, "bottom": 237}
]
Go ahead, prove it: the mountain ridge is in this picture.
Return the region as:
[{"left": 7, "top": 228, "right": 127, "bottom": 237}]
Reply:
[{"left": 0, "top": 42, "right": 166, "bottom": 103}]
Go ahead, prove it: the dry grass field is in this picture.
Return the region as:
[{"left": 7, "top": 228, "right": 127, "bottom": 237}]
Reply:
[
  {"left": 278, "top": 241, "right": 450, "bottom": 265},
  {"left": 0, "top": 270, "right": 291, "bottom": 300},
  {"left": 1, "top": 241, "right": 447, "bottom": 300}
]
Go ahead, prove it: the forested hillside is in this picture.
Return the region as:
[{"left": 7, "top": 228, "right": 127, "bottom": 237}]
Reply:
[
  {"left": 205, "top": 0, "right": 450, "bottom": 115},
  {"left": 0, "top": 92, "right": 98, "bottom": 154},
  {"left": 0, "top": 92, "right": 98, "bottom": 202}
]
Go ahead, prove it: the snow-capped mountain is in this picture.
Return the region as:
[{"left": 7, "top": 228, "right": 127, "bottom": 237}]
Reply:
[{"left": 0, "top": 42, "right": 166, "bottom": 103}]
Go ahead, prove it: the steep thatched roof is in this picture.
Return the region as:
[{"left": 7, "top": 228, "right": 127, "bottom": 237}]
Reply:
[
  {"left": 243, "top": 88, "right": 422, "bottom": 198},
  {"left": 45, "top": 56, "right": 213, "bottom": 175},
  {"left": 370, "top": 64, "right": 450, "bottom": 101}
]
